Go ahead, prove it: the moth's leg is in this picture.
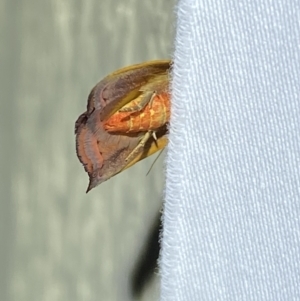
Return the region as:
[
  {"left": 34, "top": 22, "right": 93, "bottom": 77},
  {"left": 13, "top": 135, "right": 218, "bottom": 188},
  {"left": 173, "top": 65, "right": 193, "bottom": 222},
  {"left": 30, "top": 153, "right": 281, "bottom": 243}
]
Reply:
[
  {"left": 124, "top": 131, "right": 154, "bottom": 163},
  {"left": 119, "top": 91, "right": 156, "bottom": 113},
  {"left": 152, "top": 131, "right": 157, "bottom": 141}
]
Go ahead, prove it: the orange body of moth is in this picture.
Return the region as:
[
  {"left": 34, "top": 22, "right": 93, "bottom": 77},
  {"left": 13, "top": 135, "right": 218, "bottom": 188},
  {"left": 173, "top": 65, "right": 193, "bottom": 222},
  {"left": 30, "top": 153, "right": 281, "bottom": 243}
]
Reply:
[{"left": 103, "top": 91, "right": 170, "bottom": 133}]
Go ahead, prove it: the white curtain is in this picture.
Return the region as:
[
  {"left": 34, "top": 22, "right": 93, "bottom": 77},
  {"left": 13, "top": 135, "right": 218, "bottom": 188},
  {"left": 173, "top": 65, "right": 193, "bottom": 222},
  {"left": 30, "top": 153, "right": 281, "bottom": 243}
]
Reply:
[{"left": 161, "top": 0, "right": 300, "bottom": 300}]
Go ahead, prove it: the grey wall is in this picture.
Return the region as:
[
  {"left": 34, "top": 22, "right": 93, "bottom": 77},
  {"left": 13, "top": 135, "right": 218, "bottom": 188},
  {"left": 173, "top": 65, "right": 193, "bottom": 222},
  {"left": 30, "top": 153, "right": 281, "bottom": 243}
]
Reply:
[{"left": 0, "top": 1, "right": 175, "bottom": 300}]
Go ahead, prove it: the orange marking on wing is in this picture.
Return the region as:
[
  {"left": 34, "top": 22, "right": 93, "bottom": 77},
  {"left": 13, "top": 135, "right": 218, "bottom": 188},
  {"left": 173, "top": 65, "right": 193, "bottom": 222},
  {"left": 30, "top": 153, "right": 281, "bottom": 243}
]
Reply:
[{"left": 103, "top": 91, "right": 170, "bottom": 133}]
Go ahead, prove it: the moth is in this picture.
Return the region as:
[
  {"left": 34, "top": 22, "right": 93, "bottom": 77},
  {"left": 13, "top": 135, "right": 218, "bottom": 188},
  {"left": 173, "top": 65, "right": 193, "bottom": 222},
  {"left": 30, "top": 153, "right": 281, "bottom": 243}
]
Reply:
[{"left": 75, "top": 60, "right": 171, "bottom": 192}]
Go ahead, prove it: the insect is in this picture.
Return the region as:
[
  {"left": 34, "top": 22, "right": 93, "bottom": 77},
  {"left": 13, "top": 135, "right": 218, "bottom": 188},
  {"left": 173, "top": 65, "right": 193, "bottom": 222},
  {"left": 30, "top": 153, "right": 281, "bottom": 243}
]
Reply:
[
  {"left": 103, "top": 76, "right": 170, "bottom": 165},
  {"left": 75, "top": 60, "right": 171, "bottom": 192}
]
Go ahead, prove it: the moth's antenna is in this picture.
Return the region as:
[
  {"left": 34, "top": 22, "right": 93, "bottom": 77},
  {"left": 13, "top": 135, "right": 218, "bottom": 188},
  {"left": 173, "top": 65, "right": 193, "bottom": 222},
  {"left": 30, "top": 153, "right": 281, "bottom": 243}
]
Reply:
[{"left": 146, "top": 149, "right": 164, "bottom": 176}]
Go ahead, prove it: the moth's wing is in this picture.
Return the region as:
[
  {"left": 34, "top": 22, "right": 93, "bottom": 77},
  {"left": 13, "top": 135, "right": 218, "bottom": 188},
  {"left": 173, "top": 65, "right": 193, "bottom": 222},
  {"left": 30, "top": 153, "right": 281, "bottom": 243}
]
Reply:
[
  {"left": 138, "top": 73, "right": 169, "bottom": 93},
  {"left": 117, "top": 73, "right": 170, "bottom": 113},
  {"left": 99, "top": 60, "right": 171, "bottom": 121}
]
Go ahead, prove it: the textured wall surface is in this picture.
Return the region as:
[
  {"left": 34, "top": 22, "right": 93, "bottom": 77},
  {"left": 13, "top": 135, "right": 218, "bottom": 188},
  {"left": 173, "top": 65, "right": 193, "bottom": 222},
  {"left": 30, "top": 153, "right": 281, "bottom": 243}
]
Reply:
[{"left": 0, "top": 1, "right": 175, "bottom": 301}]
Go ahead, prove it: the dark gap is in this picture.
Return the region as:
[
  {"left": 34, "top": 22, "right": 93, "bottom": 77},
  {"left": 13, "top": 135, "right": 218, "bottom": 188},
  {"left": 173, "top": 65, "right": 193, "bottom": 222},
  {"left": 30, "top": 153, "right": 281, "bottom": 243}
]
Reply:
[{"left": 131, "top": 211, "right": 162, "bottom": 298}]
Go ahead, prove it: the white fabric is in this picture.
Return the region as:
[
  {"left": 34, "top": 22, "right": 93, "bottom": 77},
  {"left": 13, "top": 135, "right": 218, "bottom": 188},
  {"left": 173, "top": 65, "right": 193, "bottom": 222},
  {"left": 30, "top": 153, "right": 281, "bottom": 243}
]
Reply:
[{"left": 161, "top": 0, "right": 300, "bottom": 300}]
